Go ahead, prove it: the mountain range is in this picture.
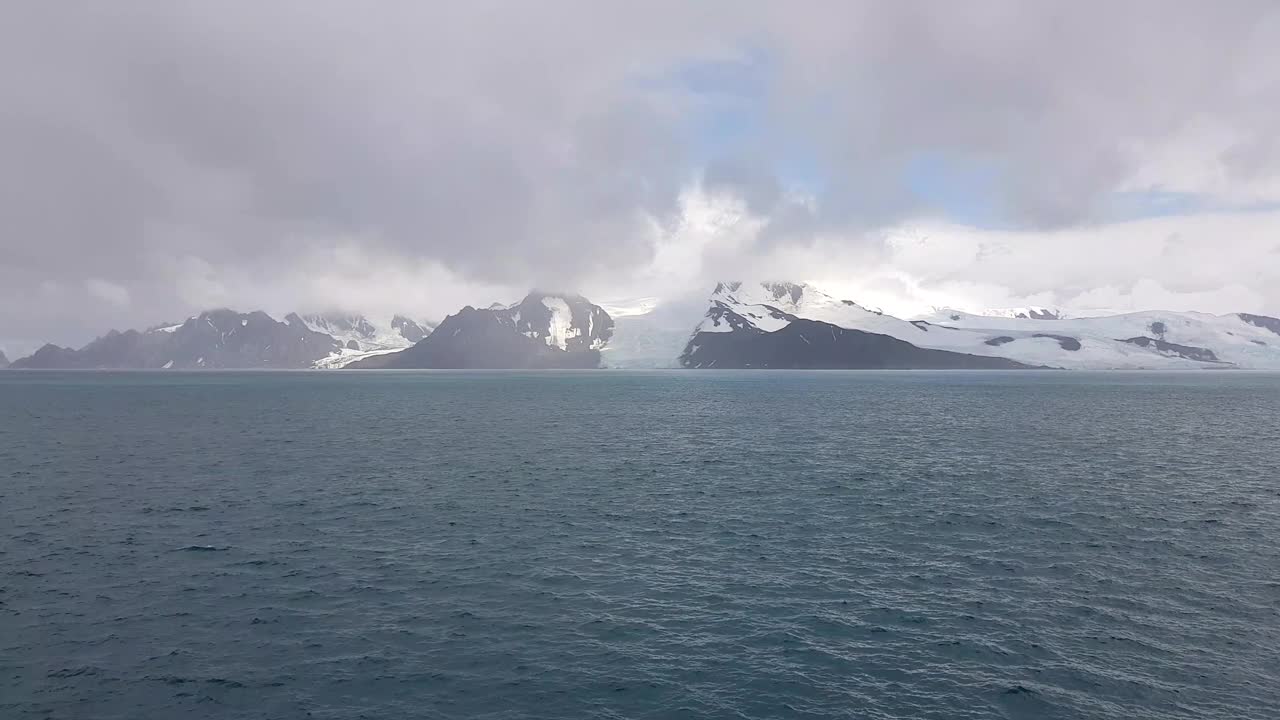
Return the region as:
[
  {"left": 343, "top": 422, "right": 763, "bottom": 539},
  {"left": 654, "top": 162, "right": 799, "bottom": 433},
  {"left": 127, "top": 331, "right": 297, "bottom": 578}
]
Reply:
[
  {"left": 5, "top": 283, "right": 1280, "bottom": 371},
  {"left": 673, "top": 282, "right": 1280, "bottom": 370},
  {"left": 6, "top": 310, "right": 432, "bottom": 370}
]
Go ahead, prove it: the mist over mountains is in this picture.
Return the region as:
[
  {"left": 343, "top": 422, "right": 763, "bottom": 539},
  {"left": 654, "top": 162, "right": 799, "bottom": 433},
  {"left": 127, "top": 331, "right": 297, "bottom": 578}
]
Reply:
[{"left": 7, "top": 283, "right": 1280, "bottom": 372}]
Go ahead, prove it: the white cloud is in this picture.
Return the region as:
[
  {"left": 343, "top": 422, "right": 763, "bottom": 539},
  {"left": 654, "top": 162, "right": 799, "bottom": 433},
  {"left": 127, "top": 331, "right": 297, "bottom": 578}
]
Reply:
[
  {"left": 607, "top": 188, "right": 1280, "bottom": 319},
  {"left": 85, "top": 278, "right": 130, "bottom": 307},
  {"left": 3, "top": 2, "right": 1280, "bottom": 355},
  {"left": 796, "top": 212, "right": 1280, "bottom": 317}
]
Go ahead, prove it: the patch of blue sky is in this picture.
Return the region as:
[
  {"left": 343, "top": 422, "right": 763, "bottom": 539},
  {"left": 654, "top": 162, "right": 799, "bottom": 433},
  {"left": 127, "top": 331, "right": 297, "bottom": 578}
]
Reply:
[
  {"left": 1105, "top": 190, "right": 1280, "bottom": 221},
  {"left": 644, "top": 52, "right": 1279, "bottom": 228},
  {"left": 642, "top": 48, "right": 827, "bottom": 195},
  {"left": 902, "top": 151, "right": 1008, "bottom": 229}
]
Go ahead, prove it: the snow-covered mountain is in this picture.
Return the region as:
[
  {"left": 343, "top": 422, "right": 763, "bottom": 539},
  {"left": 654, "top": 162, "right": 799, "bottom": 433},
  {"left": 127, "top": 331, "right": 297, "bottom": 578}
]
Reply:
[
  {"left": 660, "top": 282, "right": 1280, "bottom": 370},
  {"left": 7, "top": 310, "right": 435, "bottom": 370},
  {"left": 678, "top": 282, "right": 1031, "bottom": 369},
  {"left": 8, "top": 285, "right": 1278, "bottom": 371},
  {"left": 913, "top": 306, "right": 1280, "bottom": 369},
  {"left": 9, "top": 309, "right": 341, "bottom": 369},
  {"left": 290, "top": 313, "right": 435, "bottom": 368},
  {"left": 505, "top": 292, "right": 612, "bottom": 353},
  {"left": 965, "top": 306, "right": 1064, "bottom": 320},
  {"left": 347, "top": 292, "right": 613, "bottom": 369}
]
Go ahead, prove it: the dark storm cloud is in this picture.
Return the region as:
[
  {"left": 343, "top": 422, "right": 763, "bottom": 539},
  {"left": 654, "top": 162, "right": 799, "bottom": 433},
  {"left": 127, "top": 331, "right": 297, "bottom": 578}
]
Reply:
[
  {"left": 4, "top": 2, "right": 706, "bottom": 273},
  {"left": 2, "top": 1, "right": 1278, "bottom": 353},
  {"left": 1, "top": 1, "right": 738, "bottom": 350}
]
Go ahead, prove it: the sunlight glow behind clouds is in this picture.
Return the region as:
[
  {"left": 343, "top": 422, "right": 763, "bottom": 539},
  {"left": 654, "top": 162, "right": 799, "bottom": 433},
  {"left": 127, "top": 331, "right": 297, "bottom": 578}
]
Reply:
[{"left": 1, "top": 1, "right": 1278, "bottom": 354}]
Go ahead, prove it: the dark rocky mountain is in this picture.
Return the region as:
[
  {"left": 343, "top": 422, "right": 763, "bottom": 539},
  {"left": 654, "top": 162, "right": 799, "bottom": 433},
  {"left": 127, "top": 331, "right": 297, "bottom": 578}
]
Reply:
[
  {"left": 1240, "top": 313, "right": 1280, "bottom": 336},
  {"left": 0, "top": 349, "right": 7, "bottom": 368},
  {"left": 669, "top": 281, "right": 1280, "bottom": 370},
  {"left": 287, "top": 313, "right": 378, "bottom": 343},
  {"left": 392, "top": 315, "right": 431, "bottom": 343},
  {"left": 349, "top": 292, "right": 613, "bottom": 369},
  {"left": 679, "top": 282, "right": 1032, "bottom": 369},
  {"left": 1119, "top": 336, "right": 1224, "bottom": 364},
  {"left": 681, "top": 317, "right": 1033, "bottom": 369},
  {"left": 9, "top": 309, "right": 340, "bottom": 369}
]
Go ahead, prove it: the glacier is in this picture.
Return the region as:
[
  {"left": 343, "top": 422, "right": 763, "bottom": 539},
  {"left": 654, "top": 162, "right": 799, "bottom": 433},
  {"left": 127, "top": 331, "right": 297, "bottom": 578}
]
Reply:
[{"left": 601, "top": 282, "right": 1280, "bottom": 370}]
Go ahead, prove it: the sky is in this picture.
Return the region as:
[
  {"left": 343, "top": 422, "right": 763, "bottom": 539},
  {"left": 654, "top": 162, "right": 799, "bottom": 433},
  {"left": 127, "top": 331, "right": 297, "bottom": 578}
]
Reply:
[{"left": 3, "top": 1, "right": 1279, "bottom": 356}]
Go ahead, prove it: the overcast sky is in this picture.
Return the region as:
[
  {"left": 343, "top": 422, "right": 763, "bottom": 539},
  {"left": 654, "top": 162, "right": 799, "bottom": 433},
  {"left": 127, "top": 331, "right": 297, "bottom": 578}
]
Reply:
[{"left": 3, "top": 1, "right": 1279, "bottom": 355}]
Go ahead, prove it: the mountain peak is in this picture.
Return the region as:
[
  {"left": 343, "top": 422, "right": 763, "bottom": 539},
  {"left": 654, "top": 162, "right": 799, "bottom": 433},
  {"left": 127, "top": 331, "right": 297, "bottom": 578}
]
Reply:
[
  {"left": 391, "top": 315, "right": 431, "bottom": 343},
  {"left": 506, "top": 292, "right": 613, "bottom": 352},
  {"left": 712, "top": 281, "right": 810, "bottom": 306},
  {"left": 979, "top": 306, "right": 1063, "bottom": 321},
  {"left": 348, "top": 293, "right": 613, "bottom": 369}
]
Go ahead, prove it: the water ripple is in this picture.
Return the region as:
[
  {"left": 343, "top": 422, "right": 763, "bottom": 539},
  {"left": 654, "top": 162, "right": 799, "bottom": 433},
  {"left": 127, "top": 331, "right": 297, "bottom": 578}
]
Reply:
[{"left": 2, "top": 370, "right": 1279, "bottom": 719}]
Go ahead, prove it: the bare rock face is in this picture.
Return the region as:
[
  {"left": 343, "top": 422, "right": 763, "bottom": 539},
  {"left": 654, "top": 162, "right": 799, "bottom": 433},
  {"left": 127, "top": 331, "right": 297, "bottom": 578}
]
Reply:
[
  {"left": 9, "top": 310, "right": 339, "bottom": 369},
  {"left": 391, "top": 315, "right": 431, "bottom": 343},
  {"left": 1239, "top": 313, "right": 1280, "bottom": 337},
  {"left": 682, "top": 316, "right": 1032, "bottom": 369}
]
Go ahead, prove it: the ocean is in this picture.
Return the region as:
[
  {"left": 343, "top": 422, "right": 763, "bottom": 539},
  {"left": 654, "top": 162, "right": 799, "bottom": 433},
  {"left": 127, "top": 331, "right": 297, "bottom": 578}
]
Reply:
[{"left": 3, "top": 370, "right": 1279, "bottom": 719}]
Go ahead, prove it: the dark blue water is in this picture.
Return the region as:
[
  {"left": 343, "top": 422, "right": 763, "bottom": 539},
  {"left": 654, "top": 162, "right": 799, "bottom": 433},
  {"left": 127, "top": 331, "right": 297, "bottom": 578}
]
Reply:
[{"left": 3, "top": 371, "right": 1279, "bottom": 719}]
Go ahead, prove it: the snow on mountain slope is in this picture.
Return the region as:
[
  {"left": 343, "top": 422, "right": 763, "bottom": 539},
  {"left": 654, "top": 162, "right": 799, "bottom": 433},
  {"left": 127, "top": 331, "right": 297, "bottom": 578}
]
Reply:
[
  {"left": 311, "top": 345, "right": 407, "bottom": 369},
  {"left": 696, "top": 281, "right": 939, "bottom": 341},
  {"left": 504, "top": 293, "right": 612, "bottom": 352},
  {"left": 969, "top": 306, "right": 1064, "bottom": 320},
  {"left": 294, "top": 313, "right": 380, "bottom": 348},
  {"left": 679, "top": 282, "right": 1280, "bottom": 370},
  {"left": 538, "top": 297, "right": 577, "bottom": 350},
  {"left": 345, "top": 292, "right": 613, "bottom": 369},
  {"left": 291, "top": 312, "right": 436, "bottom": 368},
  {"left": 915, "top": 307, "right": 1280, "bottom": 369}
]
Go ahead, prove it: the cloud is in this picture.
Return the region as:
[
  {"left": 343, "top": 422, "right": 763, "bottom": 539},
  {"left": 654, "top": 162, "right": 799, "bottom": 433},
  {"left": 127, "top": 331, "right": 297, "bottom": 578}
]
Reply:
[
  {"left": 2, "top": 1, "right": 1278, "bottom": 355},
  {"left": 799, "top": 211, "right": 1280, "bottom": 317},
  {"left": 85, "top": 279, "right": 131, "bottom": 308}
]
